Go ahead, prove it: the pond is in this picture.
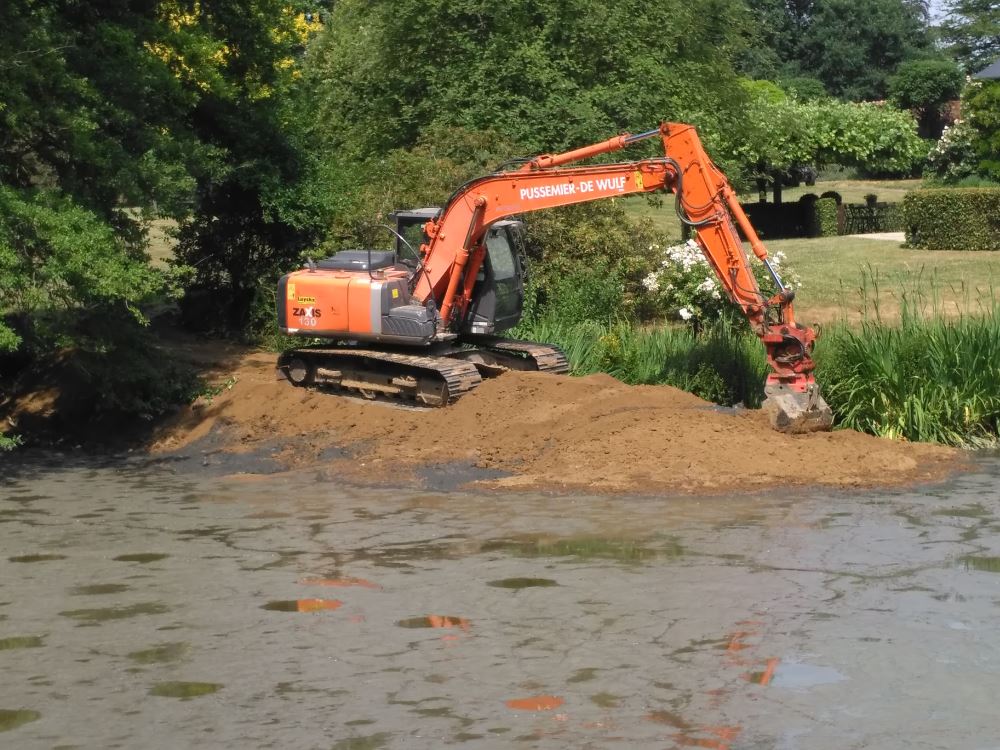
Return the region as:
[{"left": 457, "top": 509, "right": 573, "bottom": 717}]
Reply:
[{"left": 1, "top": 452, "right": 999, "bottom": 748}]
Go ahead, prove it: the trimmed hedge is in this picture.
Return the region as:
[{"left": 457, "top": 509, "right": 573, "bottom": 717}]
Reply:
[
  {"left": 742, "top": 197, "right": 834, "bottom": 239},
  {"left": 816, "top": 197, "right": 839, "bottom": 237},
  {"left": 903, "top": 188, "right": 1000, "bottom": 251}
]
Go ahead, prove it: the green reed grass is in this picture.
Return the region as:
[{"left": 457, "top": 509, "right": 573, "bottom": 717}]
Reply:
[
  {"left": 517, "top": 318, "right": 768, "bottom": 407},
  {"left": 520, "top": 273, "right": 1000, "bottom": 446}
]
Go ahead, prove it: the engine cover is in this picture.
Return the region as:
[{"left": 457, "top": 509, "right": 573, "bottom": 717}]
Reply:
[{"left": 277, "top": 266, "right": 436, "bottom": 344}]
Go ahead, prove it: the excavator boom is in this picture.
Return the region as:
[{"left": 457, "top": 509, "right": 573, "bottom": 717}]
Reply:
[
  {"left": 409, "top": 123, "right": 832, "bottom": 432},
  {"left": 277, "top": 122, "right": 833, "bottom": 432}
]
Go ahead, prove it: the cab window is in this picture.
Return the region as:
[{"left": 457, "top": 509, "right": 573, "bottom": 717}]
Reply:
[{"left": 486, "top": 229, "right": 517, "bottom": 280}]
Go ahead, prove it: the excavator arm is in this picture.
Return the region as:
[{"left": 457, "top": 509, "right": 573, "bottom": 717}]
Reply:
[{"left": 412, "top": 122, "right": 833, "bottom": 432}]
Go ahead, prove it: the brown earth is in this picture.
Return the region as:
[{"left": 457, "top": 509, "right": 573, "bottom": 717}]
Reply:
[{"left": 150, "top": 351, "right": 957, "bottom": 495}]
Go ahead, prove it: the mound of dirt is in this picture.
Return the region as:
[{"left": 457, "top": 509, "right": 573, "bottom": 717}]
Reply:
[{"left": 150, "top": 351, "right": 956, "bottom": 494}]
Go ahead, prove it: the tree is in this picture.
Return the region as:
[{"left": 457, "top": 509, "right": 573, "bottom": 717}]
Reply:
[
  {"left": 0, "top": 0, "right": 321, "bottom": 414},
  {"left": 889, "top": 59, "right": 964, "bottom": 136},
  {"left": 742, "top": 0, "right": 936, "bottom": 101},
  {"left": 798, "top": 0, "right": 931, "bottom": 101},
  {"left": 964, "top": 80, "right": 1000, "bottom": 181},
  {"left": 731, "top": 82, "right": 926, "bottom": 191},
  {"left": 304, "top": 0, "right": 755, "bottom": 158},
  {"left": 940, "top": 0, "right": 1000, "bottom": 73}
]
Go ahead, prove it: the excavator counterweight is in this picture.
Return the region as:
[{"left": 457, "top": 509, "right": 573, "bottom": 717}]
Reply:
[{"left": 277, "top": 122, "right": 833, "bottom": 433}]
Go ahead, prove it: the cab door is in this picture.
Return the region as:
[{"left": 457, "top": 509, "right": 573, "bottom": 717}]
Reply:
[{"left": 463, "top": 222, "right": 526, "bottom": 335}]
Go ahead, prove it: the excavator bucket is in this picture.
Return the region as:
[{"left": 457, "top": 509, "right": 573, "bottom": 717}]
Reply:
[{"left": 762, "top": 382, "right": 834, "bottom": 434}]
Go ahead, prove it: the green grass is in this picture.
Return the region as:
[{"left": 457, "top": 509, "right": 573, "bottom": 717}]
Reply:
[
  {"left": 773, "top": 236, "right": 1000, "bottom": 324},
  {"left": 518, "top": 318, "right": 768, "bottom": 407},
  {"left": 815, "top": 306, "right": 1000, "bottom": 446}
]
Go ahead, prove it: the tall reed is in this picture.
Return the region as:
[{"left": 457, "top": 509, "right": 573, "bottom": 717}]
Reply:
[
  {"left": 521, "top": 274, "right": 1000, "bottom": 446},
  {"left": 517, "top": 318, "right": 768, "bottom": 407},
  {"left": 815, "top": 312, "right": 1000, "bottom": 447}
]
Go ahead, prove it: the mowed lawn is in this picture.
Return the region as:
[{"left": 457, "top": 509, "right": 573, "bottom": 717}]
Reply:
[
  {"left": 623, "top": 180, "right": 1000, "bottom": 325},
  {"left": 771, "top": 236, "right": 1000, "bottom": 324}
]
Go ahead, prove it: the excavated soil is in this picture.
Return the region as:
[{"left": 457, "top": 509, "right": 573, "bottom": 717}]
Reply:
[{"left": 150, "top": 352, "right": 956, "bottom": 494}]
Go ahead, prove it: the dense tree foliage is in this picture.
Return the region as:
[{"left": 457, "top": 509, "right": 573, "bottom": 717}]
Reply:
[
  {"left": 0, "top": 0, "right": 319, "bottom": 414},
  {"left": 888, "top": 59, "right": 964, "bottom": 136},
  {"left": 304, "top": 0, "right": 753, "bottom": 157},
  {"left": 736, "top": 83, "right": 926, "bottom": 179},
  {"left": 965, "top": 80, "right": 1000, "bottom": 182},
  {"left": 742, "top": 0, "right": 936, "bottom": 101},
  {"left": 940, "top": 0, "right": 1000, "bottom": 73}
]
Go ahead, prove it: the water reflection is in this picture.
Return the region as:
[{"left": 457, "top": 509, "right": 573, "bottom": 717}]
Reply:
[
  {"left": 0, "top": 709, "right": 40, "bottom": 732},
  {"left": 0, "top": 635, "right": 43, "bottom": 650},
  {"left": 487, "top": 577, "right": 558, "bottom": 589},
  {"left": 148, "top": 681, "right": 222, "bottom": 699},
  {"left": 0, "top": 453, "right": 999, "bottom": 748},
  {"left": 262, "top": 599, "right": 342, "bottom": 612},
  {"left": 396, "top": 616, "right": 471, "bottom": 631}
]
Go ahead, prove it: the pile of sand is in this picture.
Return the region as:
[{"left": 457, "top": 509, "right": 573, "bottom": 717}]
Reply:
[{"left": 151, "top": 352, "right": 955, "bottom": 494}]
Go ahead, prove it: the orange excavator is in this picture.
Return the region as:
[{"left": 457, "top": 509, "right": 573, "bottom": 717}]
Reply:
[{"left": 277, "top": 122, "right": 833, "bottom": 432}]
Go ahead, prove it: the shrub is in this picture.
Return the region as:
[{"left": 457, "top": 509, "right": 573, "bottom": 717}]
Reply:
[
  {"left": 639, "top": 240, "right": 800, "bottom": 326},
  {"left": 925, "top": 119, "right": 979, "bottom": 183},
  {"left": 524, "top": 260, "right": 628, "bottom": 326},
  {"left": 816, "top": 197, "right": 839, "bottom": 237},
  {"left": 741, "top": 202, "right": 811, "bottom": 239},
  {"left": 843, "top": 203, "right": 905, "bottom": 234},
  {"left": 903, "top": 189, "right": 1000, "bottom": 250}
]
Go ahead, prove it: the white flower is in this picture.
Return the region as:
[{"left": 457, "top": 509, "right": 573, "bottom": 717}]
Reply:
[
  {"left": 697, "top": 278, "right": 716, "bottom": 294},
  {"left": 678, "top": 307, "right": 693, "bottom": 321},
  {"left": 641, "top": 272, "right": 660, "bottom": 292}
]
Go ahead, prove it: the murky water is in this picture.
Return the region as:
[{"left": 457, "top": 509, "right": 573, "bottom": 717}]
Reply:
[{"left": 2, "top": 452, "right": 1000, "bottom": 749}]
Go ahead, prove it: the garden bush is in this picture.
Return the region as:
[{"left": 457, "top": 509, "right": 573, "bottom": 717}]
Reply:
[
  {"left": 903, "top": 188, "right": 1000, "bottom": 250},
  {"left": 815, "top": 197, "right": 839, "bottom": 237},
  {"left": 637, "top": 240, "right": 800, "bottom": 326}
]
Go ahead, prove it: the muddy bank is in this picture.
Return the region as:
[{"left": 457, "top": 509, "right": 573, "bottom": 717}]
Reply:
[{"left": 150, "top": 351, "right": 955, "bottom": 494}]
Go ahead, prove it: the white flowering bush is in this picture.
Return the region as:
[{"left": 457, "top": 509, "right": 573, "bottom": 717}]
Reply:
[
  {"left": 925, "top": 118, "right": 979, "bottom": 183},
  {"left": 641, "top": 238, "right": 801, "bottom": 324}
]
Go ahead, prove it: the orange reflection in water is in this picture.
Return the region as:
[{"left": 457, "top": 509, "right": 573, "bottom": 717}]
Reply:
[
  {"left": 295, "top": 598, "right": 343, "bottom": 613},
  {"left": 505, "top": 695, "right": 565, "bottom": 711},
  {"left": 743, "top": 657, "right": 781, "bottom": 685},
  {"left": 397, "top": 615, "right": 471, "bottom": 631},
  {"left": 427, "top": 615, "right": 470, "bottom": 631},
  {"left": 672, "top": 725, "right": 743, "bottom": 750}
]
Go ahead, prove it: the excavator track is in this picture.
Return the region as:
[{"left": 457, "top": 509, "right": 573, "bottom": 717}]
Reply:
[
  {"left": 277, "top": 347, "right": 482, "bottom": 407},
  {"left": 459, "top": 336, "right": 570, "bottom": 374}
]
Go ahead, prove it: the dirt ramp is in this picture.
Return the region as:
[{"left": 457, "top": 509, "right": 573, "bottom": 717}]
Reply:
[{"left": 152, "top": 354, "right": 954, "bottom": 494}]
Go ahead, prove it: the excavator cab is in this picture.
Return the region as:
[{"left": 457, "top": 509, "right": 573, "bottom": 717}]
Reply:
[
  {"left": 463, "top": 222, "right": 526, "bottom": 335},
  {"left": 391, "top": 210, "right": 527, "bottom": 335}
]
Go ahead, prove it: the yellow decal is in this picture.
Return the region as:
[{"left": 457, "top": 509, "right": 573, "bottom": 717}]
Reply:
[
  {"left": 391, "top": 288, "right": 400, "bottom": 299},
  {"left": 297, "top": 296, "right": 316, "bottom": 304},
  {"left": 287, "top": 282, "right": 296, "bottom": 301},
  {"left": 634, "top": 170, "right": 644, "bottom": 191}
]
